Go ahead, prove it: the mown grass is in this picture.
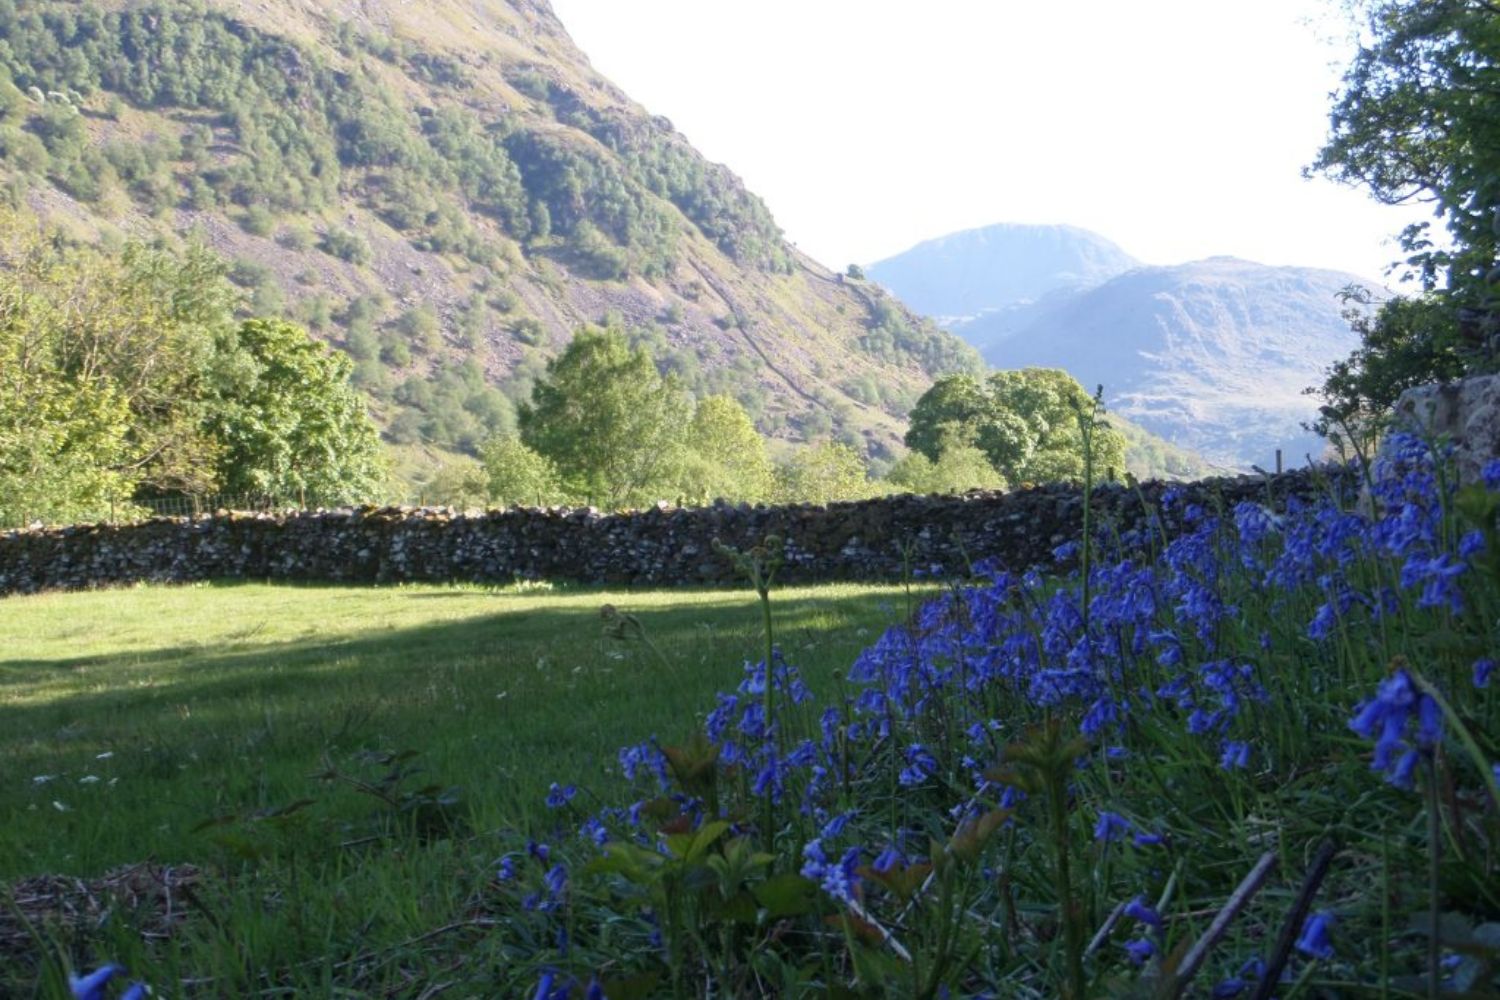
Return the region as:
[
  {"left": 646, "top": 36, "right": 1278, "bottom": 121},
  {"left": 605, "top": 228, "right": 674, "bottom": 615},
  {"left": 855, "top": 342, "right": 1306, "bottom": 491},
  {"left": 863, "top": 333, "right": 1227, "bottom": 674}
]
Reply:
[{"left": 0, "top": 579, "right": 927, "bottom": 993}]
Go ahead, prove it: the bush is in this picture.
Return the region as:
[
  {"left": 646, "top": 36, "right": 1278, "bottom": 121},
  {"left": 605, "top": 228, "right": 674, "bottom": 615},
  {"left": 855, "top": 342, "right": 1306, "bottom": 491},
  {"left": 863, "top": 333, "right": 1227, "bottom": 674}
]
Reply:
[{"left": 320, "top": 227, "right": 371, "bottom": 265}]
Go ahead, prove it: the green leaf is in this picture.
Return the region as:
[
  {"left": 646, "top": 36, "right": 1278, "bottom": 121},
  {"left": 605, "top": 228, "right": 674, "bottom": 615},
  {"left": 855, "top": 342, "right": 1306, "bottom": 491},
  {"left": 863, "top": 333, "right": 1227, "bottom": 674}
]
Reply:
[{"left": 752, "top": 873, "right": 820, "bottom": 918}]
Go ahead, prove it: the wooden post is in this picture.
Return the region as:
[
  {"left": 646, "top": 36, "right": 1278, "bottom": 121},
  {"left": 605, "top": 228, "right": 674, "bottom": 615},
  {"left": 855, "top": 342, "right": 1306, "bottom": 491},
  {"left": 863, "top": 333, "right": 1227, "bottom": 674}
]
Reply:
[{"left": 1275, "top": 449, "right": 1283, "bottom": 475}]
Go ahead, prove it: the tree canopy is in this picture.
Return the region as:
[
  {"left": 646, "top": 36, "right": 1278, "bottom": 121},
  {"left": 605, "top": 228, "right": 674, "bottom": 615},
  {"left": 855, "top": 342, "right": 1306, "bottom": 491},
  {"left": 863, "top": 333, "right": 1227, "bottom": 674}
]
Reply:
[
  {"left": 209, "top": 319, "right": 387, "bottom": 505},
  {"left": 905, "top": 369, "right": 1124, "bottom": 486},
  {"left": 517, "top": 326, "right": 691, "bottom": 508},
  {"left": 0, "top": 212, "right": 384, "bottom": 524},
  {"left": 1311, "top": 0, "right": 1500, "bottom": 427}
]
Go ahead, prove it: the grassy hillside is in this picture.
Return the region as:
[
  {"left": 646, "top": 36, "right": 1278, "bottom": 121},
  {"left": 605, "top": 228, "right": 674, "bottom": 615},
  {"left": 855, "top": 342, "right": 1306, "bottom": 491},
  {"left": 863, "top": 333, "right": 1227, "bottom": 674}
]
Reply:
[{"left": 0, "top": 0, "right": 980, "bottom": 468}]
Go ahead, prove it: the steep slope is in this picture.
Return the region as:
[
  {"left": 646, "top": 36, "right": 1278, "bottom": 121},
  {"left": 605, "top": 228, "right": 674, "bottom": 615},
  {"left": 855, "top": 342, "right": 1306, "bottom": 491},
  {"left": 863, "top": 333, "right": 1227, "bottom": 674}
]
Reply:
[
  {"left": 983, "top": 258, "right": 1367, "bottom": 468},
  {"left": 867, "top": 222, "right": 1140, "bottom": 324},
  {"left": 0, "top": 0, "right": 979, "bottom": 464}
]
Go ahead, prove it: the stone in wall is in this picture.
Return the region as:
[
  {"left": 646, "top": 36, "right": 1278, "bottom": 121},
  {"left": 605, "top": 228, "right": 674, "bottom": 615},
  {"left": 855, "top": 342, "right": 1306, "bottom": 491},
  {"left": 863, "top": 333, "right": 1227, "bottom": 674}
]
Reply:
[{"left": 1389, "top": 373, "right": 1500, "bottom": 485}]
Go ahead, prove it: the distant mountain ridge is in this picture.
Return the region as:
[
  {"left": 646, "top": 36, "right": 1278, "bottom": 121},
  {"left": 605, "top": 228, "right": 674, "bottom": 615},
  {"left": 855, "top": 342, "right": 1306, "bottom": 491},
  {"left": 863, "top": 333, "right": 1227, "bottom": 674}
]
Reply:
[
  {"left": 869, "top": 226, "right": 1372, "bottom": 469},
  {"left": 984, "top": 257, "right": 1366, "bottom": 467},
  {"left": 867, "top": 222, "right": 1141, "bottom": 322}
]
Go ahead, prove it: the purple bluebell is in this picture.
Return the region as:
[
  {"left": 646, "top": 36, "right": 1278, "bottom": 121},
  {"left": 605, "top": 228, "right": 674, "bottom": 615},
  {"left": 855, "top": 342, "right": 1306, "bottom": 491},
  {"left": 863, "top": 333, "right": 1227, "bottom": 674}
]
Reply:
[
  {"left": 1220, "top": 740, "right": 1251, "bottom": 771},
  {"left": 801, "top": 839, "right": 861, "bottom": 905},
  {"left": 543, "top": 863, "right": 568, "bottom": 899},
  {"left": 545, "top": 782, "right": 576, "bottom": 809},
  {"left": 1094, "top": 811, "right": 1131, "bottom": 842},
  {"left": 1349, "top": 669, "right": 1443, "bottom": 786},
  {"left": 872, "top": 844, "right": 903, "bottom": 873},
  {"left": 820, "top": 809, "right": 857, "bottom": 839},
  {"left": 898, "top": 744, "right": 938, "bottom": 786},
  {"left": 1123, "top": 936, "right": 1156, "bottom": 964},
  {"left": 1483, "top": 458, "right": 1500, "bottom": 491},
  {"left": 1124, "top": 894, "right": 1162, "bottom": 930},
  {"left": 1294, "top": 910, "right": 1335, "bottom": 960},
  {"left": 1475, "top": 658, "right": 1496, "bottom": 689},
  {"left": 579, "top": 816, "right": 609, "bottom": 846},
  {"left": 70, "top": 965, "right": 126, "bottom": 1000}
]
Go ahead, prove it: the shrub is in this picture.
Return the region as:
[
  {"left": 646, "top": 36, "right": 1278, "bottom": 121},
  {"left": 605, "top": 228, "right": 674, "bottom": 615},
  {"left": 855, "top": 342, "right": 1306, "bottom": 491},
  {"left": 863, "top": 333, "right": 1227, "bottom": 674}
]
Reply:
[{"left": 320, "top": 227, "right": 371, "bottom": 265}]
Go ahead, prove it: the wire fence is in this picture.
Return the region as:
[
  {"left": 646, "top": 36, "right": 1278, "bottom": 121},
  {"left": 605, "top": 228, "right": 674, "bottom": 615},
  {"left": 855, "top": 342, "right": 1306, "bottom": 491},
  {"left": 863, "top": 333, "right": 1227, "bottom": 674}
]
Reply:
[{"left": 132, "top": 494, "right": 292, "bottom": 519}]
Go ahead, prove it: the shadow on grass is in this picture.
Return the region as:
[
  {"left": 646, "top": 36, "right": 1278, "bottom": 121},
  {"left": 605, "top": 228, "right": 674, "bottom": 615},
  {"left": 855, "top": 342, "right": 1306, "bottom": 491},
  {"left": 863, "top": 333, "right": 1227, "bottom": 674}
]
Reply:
[
  {"left": 0, "top": 583, "right": 906, "bottom": 752},
  {"left": 1, "top": 582, "right": 914, "bottom": 876}
]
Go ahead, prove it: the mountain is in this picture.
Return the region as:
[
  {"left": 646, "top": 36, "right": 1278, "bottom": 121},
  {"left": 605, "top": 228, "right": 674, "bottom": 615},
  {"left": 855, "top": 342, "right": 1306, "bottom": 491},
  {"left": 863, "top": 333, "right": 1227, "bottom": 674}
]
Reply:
[
  {"left": 0, "top": 0, "right": 980, "bottom": 471},
  {"left": 981, "top": 258, "right": 1367, "bottom": 468},
  {"left": 866, "top": 223, "right": 1141, "bottom": 323}
]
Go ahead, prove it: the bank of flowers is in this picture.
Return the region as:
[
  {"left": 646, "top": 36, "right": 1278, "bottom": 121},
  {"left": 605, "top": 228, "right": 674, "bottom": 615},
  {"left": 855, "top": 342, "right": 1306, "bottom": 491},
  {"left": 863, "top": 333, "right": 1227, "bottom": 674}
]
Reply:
[{"left": 487, "top": 437, "right": 1498, "bottom": 997}]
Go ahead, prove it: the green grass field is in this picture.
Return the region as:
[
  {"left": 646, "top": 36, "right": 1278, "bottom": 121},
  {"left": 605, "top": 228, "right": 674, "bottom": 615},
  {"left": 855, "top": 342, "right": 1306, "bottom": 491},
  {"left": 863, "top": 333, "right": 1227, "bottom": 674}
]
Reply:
[{"left": 0, "top": 579, "right": 923, "bottom": 993}]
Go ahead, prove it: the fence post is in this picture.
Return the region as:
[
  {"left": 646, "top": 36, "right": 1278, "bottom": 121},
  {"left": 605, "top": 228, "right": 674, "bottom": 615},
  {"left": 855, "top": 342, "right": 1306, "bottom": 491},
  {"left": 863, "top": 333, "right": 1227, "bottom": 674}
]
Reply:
[{"left": 1275, "top": 449, "right": 1283, "bottom": 475}]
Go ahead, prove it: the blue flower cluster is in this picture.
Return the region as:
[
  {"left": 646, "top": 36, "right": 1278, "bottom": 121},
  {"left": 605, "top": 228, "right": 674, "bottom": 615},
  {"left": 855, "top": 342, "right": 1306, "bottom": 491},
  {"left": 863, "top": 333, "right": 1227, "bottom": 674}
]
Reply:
[{"left": 516, "top": 436, "right": 1498, "bottom": 993}]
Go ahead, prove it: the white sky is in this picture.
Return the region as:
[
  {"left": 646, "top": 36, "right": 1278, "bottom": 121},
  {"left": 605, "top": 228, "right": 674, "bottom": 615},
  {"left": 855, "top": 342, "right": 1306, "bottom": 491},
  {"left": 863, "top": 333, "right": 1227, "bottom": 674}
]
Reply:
[{"left": 548, "top": 0, "right": 1429, "bottom": 282}]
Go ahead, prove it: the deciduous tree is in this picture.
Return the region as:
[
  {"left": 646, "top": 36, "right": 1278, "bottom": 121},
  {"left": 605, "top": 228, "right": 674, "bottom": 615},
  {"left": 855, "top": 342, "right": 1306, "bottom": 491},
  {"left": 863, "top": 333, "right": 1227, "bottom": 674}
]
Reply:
[{"left": 517, "top": 326, "right": 690, "bottom": 508}]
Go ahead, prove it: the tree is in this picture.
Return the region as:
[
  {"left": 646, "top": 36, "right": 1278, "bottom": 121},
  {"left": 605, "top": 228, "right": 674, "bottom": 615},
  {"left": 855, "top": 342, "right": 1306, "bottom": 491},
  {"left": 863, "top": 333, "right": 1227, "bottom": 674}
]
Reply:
[
  {"left": 1311, "top": 0, "right": 1500, "bottom": 413},
  {"left": 517, "top": 326, "right": 690, "bottom": 508},
  {"left": 421, "top": 456, "right": 489, "bottom": 509},
  {"left": 680, "top": 394, "right": 774, "bottom": 502},
  {"left": 1315, "top": 0, "right": 1500, "bottom": 305},
  {"left": 774, "top": 442, "right": 871, "bottom": 504},
  {"left": 480, "top": 435, "right": 563, "bottom": 507},
  {"left": 0, "top": 349, "right": 132, "bottom": 526},
  {"left": 0, "top": 211, "right": 236, "bottom": 510},
  {"left": 885, "top": 439, "right": 1006, "bottom": 495},
  {"left": 208, "top": 318, "right": 386, "bottom": 505},
  {"left": 905, "top": 369, "right": 1125, "bottom": 485}
]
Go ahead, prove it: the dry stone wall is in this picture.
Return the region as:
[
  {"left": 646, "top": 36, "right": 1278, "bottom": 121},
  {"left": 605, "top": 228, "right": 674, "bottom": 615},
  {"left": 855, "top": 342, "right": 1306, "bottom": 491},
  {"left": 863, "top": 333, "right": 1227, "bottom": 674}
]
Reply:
[{"left": 0, "top": 469, "right": 1352, "bottom": 597}]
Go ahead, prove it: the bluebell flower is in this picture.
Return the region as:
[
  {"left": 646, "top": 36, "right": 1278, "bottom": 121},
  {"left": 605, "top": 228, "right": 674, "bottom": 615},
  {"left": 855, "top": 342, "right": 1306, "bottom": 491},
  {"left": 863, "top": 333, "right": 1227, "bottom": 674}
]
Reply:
[
  {"left": 586, "top": 980, "right": 606, "bottom": 1000},
  {"left": 1474, "top": 658, "right": 1495, "bottom": 689},
  {"left": 545, "top": 782, "right": 577, "bottom": 809},
  {"left": 1211, "top": 974, "right": 1249, "bottom": 998},
  {"left": 1124, "top": 894, "right": 1162, "bottom": 930},
  {"left": 618, "top": 741, "right": 669, "bottom": 790},
  {"left": 1220, "top": 740, "right": 1251, "bottom": 771},
  {"left": 801, "top": 839, "right": 861, "bottom": 905},
  {"left": 1401, "top": 552, "right": 1467, "bottom": 612},
  {"left": 1391, "top": 748, "right": 1421, "bottom": 789},
  {"left": 1213, "top": 956, "right": 1266, "bottom": 996},
  {"left": 1459, "top": 529, "right": 1486, "bottom": 559},
  {"left": 821, "top": 809, "right": 857, "bottom": 839},
  {"left": 1307, "top": 601, "right": 1338, "bottom": 640},
  {"left": 1294, "top": 910, "right": 1335, "bottom": 959},
  {"left": 579, "top": 816, "right": 609, "bottom": 846},
  {"left": 1483, "top": 457, "right": 1500, "bottom": 491},
  {"left": 872, "top": 844, "right": 903, "bottom": 873},
  {"left": 898, "top": 744, "right": 938, "bottom": 786},
  {"left": 496, "top": 855, "right": 518, "bottom": 881},
  {"left": 1094, "top": 811, "right": 1131, "bottom": 843},
  {"left": 1349, "top": 669, "right": 1442, "bottom": 786},
  {"left": 527, "top": 840, "right": 550, "bottom": 863},
  {"left": 543, "top": 863, "right": 568, "bottom": 899},
  {"left": 70, "top": 965, "right": 129, "bottom": 1000},
  {"left": 533, "top": 969, "right": 570, "bottom": 1000},
  {"left": 1123, "top": 936, "right": 1156, "bottom": 965},
  {"left": 1133, "top": 830, "right": 1165, "bottom": 847}
]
